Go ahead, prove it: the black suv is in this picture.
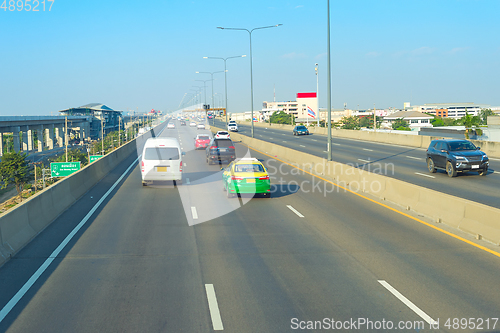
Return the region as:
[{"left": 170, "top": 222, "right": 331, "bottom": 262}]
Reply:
[
  {"left": 426, "top": 139, "right": 489, "bottom": 177},
  {"left": 206, "top": 138, "right": 236, "bottom": 165}
]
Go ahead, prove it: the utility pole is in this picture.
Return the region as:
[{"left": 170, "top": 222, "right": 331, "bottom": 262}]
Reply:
[
  {"left": 101, "top": 115, "right": 104, "bottom": 155},
  {"left": 118, "top": 116, "right": 121, "bottom": 147},
  {"left": 65, "top": 117, "right": 68, "bottom": 162}
]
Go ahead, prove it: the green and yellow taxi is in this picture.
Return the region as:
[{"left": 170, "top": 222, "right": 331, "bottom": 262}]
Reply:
[{"left": 222, "top": 158, "right": 271, "bottom": 198}]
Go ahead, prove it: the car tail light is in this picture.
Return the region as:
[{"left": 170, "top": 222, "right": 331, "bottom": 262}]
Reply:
[
  {"left": 231, "top": 176, "right": 243, "bottom": 180},
  {"left": 259, "top": 175, "right": 269, "bottom": 180},
  {"left": 229, "top": 146, "right": 235, "bottom": 149},
  {"left": 141, "top": 161, "right": 144, "bottom": 172},
  {"left": 180, "top": 161, "right": 182, "bottom": 172},
  {"left": 210, "top": 146, "right": 217, "bottom": 150}
]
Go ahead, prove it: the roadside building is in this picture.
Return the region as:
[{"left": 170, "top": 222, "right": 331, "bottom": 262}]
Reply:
[
  {"left": 59, "top": 103, "right": 122, "bottom": 140},
  {"left": 383, "top": 110, "right": 433, "bottom": 129},
  {"left": 410, "top": 103, "right": 489, "bottom": 119}
]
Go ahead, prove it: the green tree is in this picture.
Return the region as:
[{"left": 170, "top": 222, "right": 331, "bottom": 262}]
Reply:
[
  {"left": 340, "top": 116, "right": 360, "bottom": 130},
  {"left": 359, "top": 116, "right": 372, "bottom": 128},
  {"left": 431, "top": 117, "right": 444, "bottom": 127},
  {"left": 457, "top": 112, "right": 482, "bottom": 138},
  {"left": 391, "top": 118, "right": 409, "bottom": 130},
  {"left": 270, "top": 111, "right": 293, "bottom": 125},
  {"left": 0, "top": 151, "right": 33, "bottom": 201},
  {"left": 479, "top": 108, "right": 494, "bottom": 125},
  {"left": 51, "top": 148, "right": 88, "bottom": 165}
]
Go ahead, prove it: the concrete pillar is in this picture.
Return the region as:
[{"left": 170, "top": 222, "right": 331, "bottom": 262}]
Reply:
[
  {"left": 27, "top": 130, "right": 33, "bottom": 151},
  {"left": 0, "top": 132, "right": 3, "bottom": 156},
  {"left": 12, "top": 127, "right": 21, "bottom": 153},
  {"left": 55, "top": 127, "right": 63, "bottom": 147},
  {"left": 45, "top": 124, "right": 54, "bottom": 150},
  {"left": 37, "top": 126, "right": 44, "bottom": 152},
  {"left": 22, "top": 131, "right": 28, "bottom": 152}
]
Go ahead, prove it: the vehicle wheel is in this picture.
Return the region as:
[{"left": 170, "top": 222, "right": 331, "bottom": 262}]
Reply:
[
  {"left": 446, "top": 161, "right": 457, "bottom": 177},
  {"left": 142, "top": 182, "right": 147, "bottom": 186},
  {"left": 427, "top": 158, "right": 437, "bottom": 173},
  {"left": 478, "top": 167, "right": 488, "bottom": 176}
]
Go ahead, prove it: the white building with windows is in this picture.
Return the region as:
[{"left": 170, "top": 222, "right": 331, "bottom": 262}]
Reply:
[
  {"left": 409, "top": 103, "right": 490, "bottom": 119},
  {"left": 383, "top": 111, "right": 433, "bottom": 129}
]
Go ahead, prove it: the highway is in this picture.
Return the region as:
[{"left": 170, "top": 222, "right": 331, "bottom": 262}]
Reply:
[
  {"left": 213, "top": 119, "right": 500, "bottom": 210},
  {"left": 1, "top": 119, "right": 500, "bottom": 332}
]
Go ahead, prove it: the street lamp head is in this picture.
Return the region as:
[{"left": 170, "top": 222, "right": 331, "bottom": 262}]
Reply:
[
  {"left": 203, "top": 57, "right": 208, "bottom": 59},
  {"left": 242, "top": 55, "right": 247, "bottom": 58},
  {"left": 217, "top": 27, "right": 224, "bottom": 29},
  {"left": 276, "top": 24, "right": 283, "bottom": 27}
]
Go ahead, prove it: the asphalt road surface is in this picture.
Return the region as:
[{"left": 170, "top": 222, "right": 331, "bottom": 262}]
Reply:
[
  {"left": 0, "top": 119, "right": 499, "bottom": 332},
  {"left": 214, "top": 119, "right": 500, "bottom": 210}
]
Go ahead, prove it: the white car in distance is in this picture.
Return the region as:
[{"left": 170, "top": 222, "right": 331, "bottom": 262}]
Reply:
[
  {"left": 215, "top": 131, "right": 230, "bottom": 139},
  {"left": 227, "top": 121, "right": 238, "bottom": 132}
]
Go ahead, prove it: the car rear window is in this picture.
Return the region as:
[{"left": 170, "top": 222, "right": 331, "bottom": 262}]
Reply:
[
  {"left": 214, "top": 139, "right": 233, "bottom": 148},
  {"left": 144, "top": 147, "right": 179, "bottom": 160},
  {"left": 297, "top": 126, "right": 306, "bottom": 129},
  {"left": 198, "top": 136, "right": 210, "bottom": 140},
  {"left": 449, "top": 141, "right": 476, "bottom": 151},
  {"left": 234, "top": 164, "right": 264, "bottom": 172},
  {"left": 218, "top": 131, "right": 229, "bottom": 135}
]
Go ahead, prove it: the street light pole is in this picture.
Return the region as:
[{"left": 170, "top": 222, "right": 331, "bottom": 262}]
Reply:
[
  {"left": 217, "top": 24, "right": 282, "bottom": 138},
  {"left": 203, "top": 55, "right": 246, "bottom": 125},
  {"left": 196, "top": 71, "right": 224, "bottom": 122},
  {"left": 327, "top": 0, "right": 332, "bottom": 161},
  {"left": 315, "top": 63, "right": 320, "bottom": 127}
]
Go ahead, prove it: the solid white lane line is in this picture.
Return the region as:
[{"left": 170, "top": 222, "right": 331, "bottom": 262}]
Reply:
[
  {"left": 358, "top": 159, "right": 371, "bottom": 163},
  {"left": 332, "top": 143, "right": 341, "bottom": 146},
  {"left": 363, "top": 148, "right": 374, "bottom": 151},
  {"left": 406, "top": 156, "right": 422, "bottom": 160},
  {"left": 299, "top": 145, "right": 306, "bottom": 148},
  {"left": 0, "top": 155, "right": 141, "bottom": 324},
  {"left": 205, "top": 284, "right": 224, "bottom": 331},
  {"left": 415, "top": 172, "right": 435, "bottom": 178},
  {"left": 287, "top": 205, "right": 304, "bottom": 218},
  {"left": 191, "top": 207, "right": 198, "bottom": 219},
  {"left": 378, "top": 280, "right": 436, "bottom": 325}
]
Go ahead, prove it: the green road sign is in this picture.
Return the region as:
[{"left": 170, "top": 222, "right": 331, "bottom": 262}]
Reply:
[
  {"left": 89, "top": 155, "right": 104, "bottom": 163},
  {"left": 50, "top": 162, "right": 81, "bottom": 177}
]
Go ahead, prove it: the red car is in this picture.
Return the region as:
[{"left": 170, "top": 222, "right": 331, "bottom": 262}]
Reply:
[{"left": 195, "top": 134, "right": 211, "bottom": 149}]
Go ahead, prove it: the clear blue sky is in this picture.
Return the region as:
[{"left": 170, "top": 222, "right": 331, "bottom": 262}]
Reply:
[{"left": 1, "top": 0, "right": 499, "bottom": 116}]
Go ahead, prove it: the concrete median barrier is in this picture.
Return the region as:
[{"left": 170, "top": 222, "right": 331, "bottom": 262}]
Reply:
[
  {"left": 245, "top": 121, "right": 500, "bottom": 158},
  {"left": 214, "top": 126, "right": 500, "bottom": 246},
  {"left": 0, "top": 131, "right": 142, "bottom": 267}
]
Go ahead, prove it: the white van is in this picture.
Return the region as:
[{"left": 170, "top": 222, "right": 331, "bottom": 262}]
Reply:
[{"left": 141, "top": 137, "right": 184, "bottom": 186}]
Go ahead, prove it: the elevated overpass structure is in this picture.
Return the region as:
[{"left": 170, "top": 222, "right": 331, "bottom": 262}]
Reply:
[{"left": 0, "top": 116, "right": 90, "bottom": 156}]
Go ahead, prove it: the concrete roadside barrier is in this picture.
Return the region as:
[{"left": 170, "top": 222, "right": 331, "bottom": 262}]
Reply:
[
  {"left": 0, "top": 126, "right": 151, "bottom": 267},
  {"left": 215, "top": 126, "right": 500, "bottom": 246},
  {"left": 246, "top": 121, "right": 500, "bottom": 158}
]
